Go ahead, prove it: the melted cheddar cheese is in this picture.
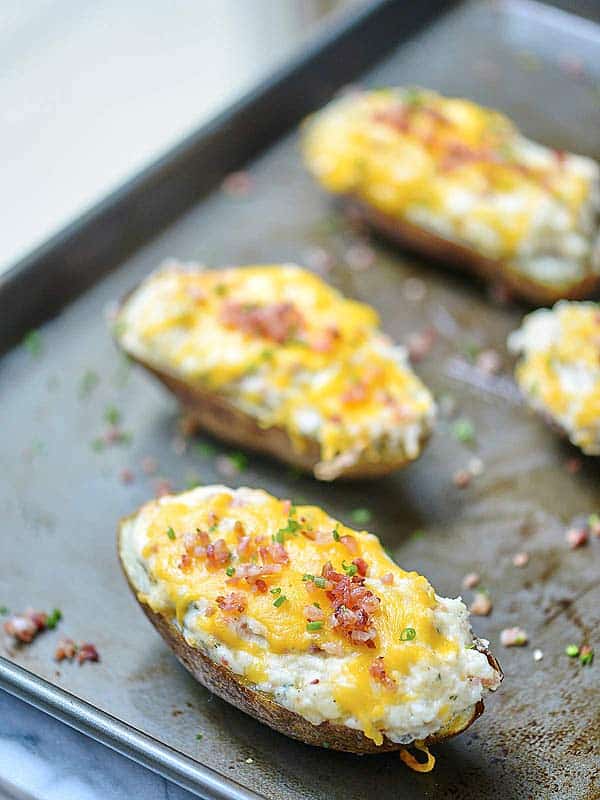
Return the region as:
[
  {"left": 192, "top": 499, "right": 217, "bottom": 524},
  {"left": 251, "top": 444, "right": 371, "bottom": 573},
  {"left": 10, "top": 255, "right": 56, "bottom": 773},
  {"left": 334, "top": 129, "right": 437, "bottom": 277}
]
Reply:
[
  {"left": 509, "top": 301, "right": 600, "bottom": 454},
  {"left": 303, "top": 88, "right": 600, "bottom": 285},
  {"left": 118, "top": 263, "right": 435, "bottom": 475},
  {"left": 123, "top": 486, "right": 501, "bottom": 745}
]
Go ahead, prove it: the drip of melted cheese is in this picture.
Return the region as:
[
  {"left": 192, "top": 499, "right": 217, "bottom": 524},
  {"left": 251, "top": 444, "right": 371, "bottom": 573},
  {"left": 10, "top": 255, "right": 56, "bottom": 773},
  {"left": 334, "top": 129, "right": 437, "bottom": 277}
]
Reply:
[
  {"left": 135, "top": 487, "right": 460, "bottom": 745},
  {"left": 513, "top": 301, "right": 600, "bottom": 451},
  {"left": 119, "top": 264, "right": 434, "bottom": 463},
  {"left": 302, "top": 88, "right": 596, "bottom": 264}
]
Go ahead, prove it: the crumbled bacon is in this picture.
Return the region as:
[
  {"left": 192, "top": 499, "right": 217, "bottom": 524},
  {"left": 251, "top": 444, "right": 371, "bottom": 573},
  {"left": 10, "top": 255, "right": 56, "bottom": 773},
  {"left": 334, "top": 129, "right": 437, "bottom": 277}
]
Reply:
[
  {"left": 352, "top": 557, "right": 369, "bottom": 577},
  {"left": 179, "top": 553, "right": 193, "bottom": 572},
  {"left": 372, "top": 106, "right": 410, "bottom": 133},
  {"left": 406, "top": 327, "right": 437, "bottom": 362},
  {"left": 216, "top": 592, "right": 247, "bottom": 614},
  {"left": 77, "top": 643, "right": 100, "bottom": 665},
  {"left": 321, "top": 562, "right": 380, "bottom": 647},
  {"left": 281, "top": 499, "right": 292, "bottom": 516},
  {"left": 259, "top": 542, "right": 289, "bottom": 565},
  {"left": 3, "top": 609, "right": 47, "bottom": 643},
  {"left": 55, "top": 638, "right": 77, "bottom": 661},
  {"left": 304, "top": 604, "right": 325, "bottom": 622},
  {"left": 381, "top": 572, "right": 394, "bottom": 585},
  {"left": 219, "top": 301, "right": 305, "bottom": 344},
  {"left": 341, "top": 382, "right": 368, "bottom": 405},
  {"left": 369, "top": 656, "right": 396, "bottom": 690},
  {"left": 206, "top": 538, "right": 230, "bottom": 566},
  {"left": 469, "top": 592, "right": 493, "bottom": 616},
  {"left": 565, "top": 526, "right": 588, "bottom": 549},
  {"left": 254, "top": 579, "right": 268, "bottom": 594},
  {"left": 462, "top": 572, "right": 480, "bottom": 590},
  {"left": 309, "top": 678, "right": 320, "bottom": 685},
  {"left": 311, "top": 326, "right": 341, "bottom": 352}
]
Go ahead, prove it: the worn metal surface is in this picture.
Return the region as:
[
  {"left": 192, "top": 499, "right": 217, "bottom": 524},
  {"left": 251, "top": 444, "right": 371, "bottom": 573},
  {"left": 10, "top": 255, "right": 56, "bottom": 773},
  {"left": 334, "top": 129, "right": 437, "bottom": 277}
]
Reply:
[{"left": 1, "top": 1, "right": 599, "bottom": 798}]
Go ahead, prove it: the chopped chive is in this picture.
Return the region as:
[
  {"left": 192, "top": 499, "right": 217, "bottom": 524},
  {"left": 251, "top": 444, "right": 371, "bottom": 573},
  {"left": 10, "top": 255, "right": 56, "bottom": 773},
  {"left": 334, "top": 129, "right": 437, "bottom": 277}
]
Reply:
[
  {"left": 209, "top": 523, "right": 218, "bottom": 532},
  {"left": 313, "top": 577, "right": 328, "bottom": 589},
  {"left": 196, "top": 733, "right": 204, "bottom": 740},
  {"left": 451, "top": 418, "right": 476, "bottom": 444},
  {"left": 342, "top": 560, "right": 358, "bottom": 577},
  {"left": 400, "top": 627, "right": 416, "bottom": 642},
  {"left": 270, "top": 587, "right": 282, "bottom": 595},
  {"left": 275, "top": 518, "right": 301, "bottom": 543},
  {"left": 565, "top": 644, "right": 579, "bottom": 658},
  {"left": 226, "top": 566, "right": 235, "bottom": 577},
  {"left": 350, "top": 508, "right": 371, "bottom": 526},
  {"left": 273, "top": 595, "right": 287, "bottom": 608},
  {"left": 302, "top": 573, "right": 315, "bottom": 582},
  {"left": 0, "top": 606, "right": 8, "bottom": 615},
  {"left": 306, "top": 621, "right": 323, "bottom": 632},
  {"left": 186, "top": 477, "right": 201, "bottom": 490},
  {"left": 411, "top": 530, "right": 425, "bottom": 540},
  {"left": 332, "top": 525, "right": 341, "bottom": 542},
  {"left": 91, "top": 438, "right": 105, "bottom": 452},
  {"left": 580, "top": 647, "right": 594, "bottom": 666},
  {"left": 166, "top": 527, "right": 176, "bottom": 540},
  {"left": 104, "top": 405, "right": 121, "bottom": 426},
  {"left": 23, "top": 330, "right": 43, "bottom": 356},
  {"left": 214, "top": 283, "right": 228, "bottom": 296},
  {"left": 46, "top": 609, "right": 62, "bottom": 630}
]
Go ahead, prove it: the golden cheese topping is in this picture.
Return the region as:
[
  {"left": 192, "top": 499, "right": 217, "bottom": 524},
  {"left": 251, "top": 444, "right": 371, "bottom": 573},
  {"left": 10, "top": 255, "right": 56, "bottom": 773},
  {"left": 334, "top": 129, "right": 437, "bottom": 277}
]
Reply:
[
  {"left": 509, "top": 301, "right": 600, "bottom": 454},
  {"left": 126, "top": 487, "right": 496, "bottom": 745},
  {"left": 303, "top": 88, "right": 600, "bottom": 282},
  {"left": 118, "top": 263, "right": 434, "bottom": 470}
]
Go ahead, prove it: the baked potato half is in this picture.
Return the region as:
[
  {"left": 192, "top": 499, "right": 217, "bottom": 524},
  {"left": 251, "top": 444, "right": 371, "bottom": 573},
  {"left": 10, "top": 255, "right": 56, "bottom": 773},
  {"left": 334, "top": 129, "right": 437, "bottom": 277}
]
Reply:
[
  {"left": 118, "top": 485, "right": 502, "bottom": 758},
  {"left": 302, "top": 87, "right": 600, "bottom": 305},
  {"left": 508, "top": 300, "right": 600, "bottom": 454},
  {"left": 114, "top": 262, "right": 435, "bottom": 480}
]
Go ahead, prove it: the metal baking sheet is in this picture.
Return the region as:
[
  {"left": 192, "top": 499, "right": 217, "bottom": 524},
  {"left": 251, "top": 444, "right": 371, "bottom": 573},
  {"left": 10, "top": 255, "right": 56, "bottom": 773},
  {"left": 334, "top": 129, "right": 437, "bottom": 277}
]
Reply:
[{"left": 1, "top": 1, "right": 599, "bottom": 798}]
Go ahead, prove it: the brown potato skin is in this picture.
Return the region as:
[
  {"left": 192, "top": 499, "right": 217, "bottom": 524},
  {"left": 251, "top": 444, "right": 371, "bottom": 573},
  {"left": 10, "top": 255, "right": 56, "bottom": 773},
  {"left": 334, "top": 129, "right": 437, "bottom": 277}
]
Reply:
[
  {"left": 123, "top": 352, "right": 429, "bottom": 481},
  {"left": 346, "top": 199, "right": 600, "bottom": 305},
  {"left": 118, "top": 520, "right": 502, "bottom": 754}
]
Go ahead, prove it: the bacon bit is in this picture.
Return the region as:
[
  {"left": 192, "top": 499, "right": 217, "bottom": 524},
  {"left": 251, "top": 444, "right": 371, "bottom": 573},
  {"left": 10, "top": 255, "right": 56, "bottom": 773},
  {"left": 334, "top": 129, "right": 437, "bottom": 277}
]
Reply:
[
  {"left": 339, "top": 535, "right": 359, "bottom": 555},
  {"left": 565, "top": 457, "right": 582, "bottom": 475},
  {"left": 565, "top": 526, "right": 588, "bottom": 549},
  {"left": 220, "top": 301, "right": 305, "bottom": 345},
  {"left": 309, "top": 678, "right": 320, "bottom": 684},
  {"left": 3, "top": 609, "right": 47, "bottom": 643},
  {"left": 453, "top": 469, "right": 472, "bottom": 489},
  {"left": 512, "top": 552, "right": 530, "bottom": 568},
  {"left": 304, "top": 604, "right": 325, "bottom": 622},
  {"left": 216, "top": 592, "right": 247, "bottom": 614},
  {"left": 77, "top": 643, "right": 100, "bottom": 665},
  {"left": 206, "top": 538, "right": 230, "bottom": 566},
  {"left": 254, "top": 579, "right": 268, "bottom": 594},
  {"left": 369, "top": 656, "right": 396, "bottom": 690},
  {"left": 500, "top": 626, "right": 528, "bottom": 647},
  {"left": 475, "top": 348, "right": 502, "bottom": 375},
  {"left": 373, "top": 106, "right": 410, "bottom": 133},
  {"left": 55, "top": 638, "right": 77, "bottom": 661},
  {"left": 352, "top": 557, "right": 369, "bottom": 577},
  {"left": 204, "top": 604, "right": 216, "bottom": 617},
  {"left": 222, "top": 171, "right": 253, "bottom": 197},
  {"left": 234, "top": 563, "right": 282, "bottom": 580},
  {"left": 469, "top": 592, "right": 493, "bottom": 616},
  {"left": 381, "top": 572, "right": 394, "bottom": 585},
  {"left": 259, "top": 542, "right": 289, "bottom": 565},
  {"left": 311, "top": 326, "right": 340, "bottom": 353},
  {"left": 406, "top": 327, "right": 437, "bottom": 362},
  {"left": 281, "top": 499, "right": 292, "bottom": 516},
  {"left": 322, "top": 561, "right": 380, "bottom": 647},
  {"left": 154, "top": 478, "right": 173, "bottom": 498},
  {"left": 119, "top": 468, "right": 134, "bottom": 485},
  {"left": 462, "top": 572, "right": 480, "bottom": 590},
  {"left": 341, "top": 381, "right": 368, "bottom": 405}
]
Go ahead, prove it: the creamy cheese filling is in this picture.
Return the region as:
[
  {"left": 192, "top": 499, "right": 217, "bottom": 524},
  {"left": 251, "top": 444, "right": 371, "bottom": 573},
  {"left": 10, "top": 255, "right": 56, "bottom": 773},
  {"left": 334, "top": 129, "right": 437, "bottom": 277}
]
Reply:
[
  {"left": 303, "top": 88, "right": 600, "bottom": 286},
  {"left": 508, "top": 301, "right": 600, "bottom": 454},
  {"left": 121, "top": 486, "right": 501, "bottom": 745},
  {"left": 117, "top": 263, "right": 435, "bottom": 472}
]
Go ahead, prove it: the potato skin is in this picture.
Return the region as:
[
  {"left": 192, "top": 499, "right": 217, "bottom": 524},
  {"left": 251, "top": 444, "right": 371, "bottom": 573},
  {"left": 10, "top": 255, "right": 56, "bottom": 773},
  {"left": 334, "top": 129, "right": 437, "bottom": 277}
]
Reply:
[
  {"left": 118, "top": 519, "right": 501, "bottom": 754},
  {"left": 346, "top": 199, "right": 600, "bottom": 306},
  {"left": 124, "top": 352, "right": 429, "bottom": 481}
]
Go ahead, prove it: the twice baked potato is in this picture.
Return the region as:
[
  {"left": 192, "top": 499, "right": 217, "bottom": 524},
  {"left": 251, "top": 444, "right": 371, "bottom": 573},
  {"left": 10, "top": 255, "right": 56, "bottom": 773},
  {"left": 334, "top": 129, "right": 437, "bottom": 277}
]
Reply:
[
  {"left": 508, "top": 300, "right": 600, "bottom": 454},
  {"left": 302, "top": 87, "right": 600, "bottom": 304},
  {"left": 114, "top": 262, "right": 435, "bottom": 480},
  {"left": 119, "top": 485, "right": 502, "bottom": 759}
]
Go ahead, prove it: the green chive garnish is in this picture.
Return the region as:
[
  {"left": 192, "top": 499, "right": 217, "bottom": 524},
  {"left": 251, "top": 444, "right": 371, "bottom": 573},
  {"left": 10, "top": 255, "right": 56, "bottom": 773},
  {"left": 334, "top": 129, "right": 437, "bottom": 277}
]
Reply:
[
  {"left": 166, "top": 527, "right": 176, "bottom": 540},
  {"left": 228, "top": 452, "right": 248, "bottom": 472},
  {"left": 302, "top": 574, "right": 314, "bottom": 582},
  {"left": 342, "top": 560, "right": 358, "bottom": 577},
  {"left": 306, "top": 621, "right": 323, "bottom": 631},
  {"left": 226, "top": 566, "right": 235, "bottom": 577},
  {"left": 451, "top": 418, "right": 476, "bottom": 444},
  {"left": 273, "top": 595, "right": 286, "bottom": 608},
  {"left": 313, "top": 577, "right": 328, "bottom": 589},
  {"left": 104, "top": 405, "right": 121, "bottom": 426},
  {"left": 565, "top": 644, "right": 579, "bottom": 658},
  {"left": 332, "top": 525, "right": 341, "bottom": 542},
  {"left": 400, "top": 627, "right": 416, "bottom": 642},
  {"left": 270, "top": 587, "right": 282, "bottom": 595},
  {"left": 196, "top": 733, "right": 204, "bottom": 740},
  {"left": 0, "top": 606, "right": 8, "bottom": 616},
  {"left": 23, "top": 330, "right": 43, "bottom": 357},
  {"left": 46, "top": 609, "right": 62, "bottom": 630},
  {"left": 580, "top": 648, "right": 594, "bottom": 666}
]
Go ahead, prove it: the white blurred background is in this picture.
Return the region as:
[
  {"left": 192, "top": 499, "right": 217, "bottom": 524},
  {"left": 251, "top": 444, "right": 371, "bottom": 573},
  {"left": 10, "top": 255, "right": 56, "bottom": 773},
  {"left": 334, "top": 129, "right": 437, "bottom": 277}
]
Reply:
[{"left": 0, "top": 0, "right": 364, "bottom": 274}]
